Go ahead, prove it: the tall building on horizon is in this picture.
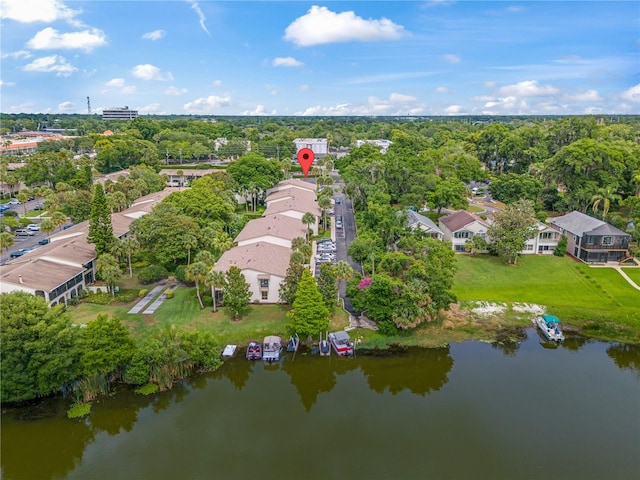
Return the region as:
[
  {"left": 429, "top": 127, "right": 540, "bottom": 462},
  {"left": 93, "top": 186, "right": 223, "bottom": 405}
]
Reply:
[{"left": 102, "top": 106, "right": 138, "bottom": 120}]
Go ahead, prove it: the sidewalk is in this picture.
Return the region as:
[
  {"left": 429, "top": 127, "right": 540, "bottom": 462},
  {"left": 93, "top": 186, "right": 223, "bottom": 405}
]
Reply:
[{"left": 128, "top": 285, "right": 166, "bottom": 314}]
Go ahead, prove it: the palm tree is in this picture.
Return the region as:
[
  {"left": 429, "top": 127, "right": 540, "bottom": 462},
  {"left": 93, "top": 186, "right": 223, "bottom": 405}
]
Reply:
[
  {"left": 318, "top": 195, "right": 332, "bottom": 231},
  {"left": 333, "top": 260, "right": 354, "bottom": 304},
  {"left": 50, "top": 211, "right": 67, "bottom": 231},
  {"left": 186, "top": 261, "right": 209, "bottom": 309},
  {"left": 39, "top": 219, "right": 56, "bottom": 240},
  {"left": 206, "top": 269, "right": 227, "bottom": 312},
  {"left": 302, "top": 212, "right": 316, "bottom": 241},
  {"left": 591, "top": 187, "right": 621, "bottom": 221},
  {"left": 182, "top": 233, "right": 199, "bottom": 265},
  {"left": 113, "top": 236, "right": 140, "bottom": 278},
  {"left": 0, "top": 232, "right": 14, "bottom": 255}
]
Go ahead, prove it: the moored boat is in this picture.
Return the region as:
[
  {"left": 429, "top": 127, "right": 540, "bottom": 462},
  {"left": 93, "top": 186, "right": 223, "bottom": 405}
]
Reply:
[
  {"left": 262, "top": 335, "right": 282, "bottom": 362},
  {"left": 246, "top": 341, "right": 262, "bottom": 360},
  {"left": 328, "top": 331, "right": 354, "bottom": 356},
  {"left": 535, "top": 314, "right": 565, "bottom": 342},
  {"left": 319, "top": 332, "right": 330, "bottom": 356},
  {"left": 286, "top": 334, "right": 299, "bottom": 353}
]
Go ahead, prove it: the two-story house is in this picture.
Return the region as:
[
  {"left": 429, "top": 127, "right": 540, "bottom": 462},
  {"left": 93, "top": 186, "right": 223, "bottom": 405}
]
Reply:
[
  {"left": 439, "top": 210, "right": 490, "bottom": 252},
  {"left": 522, "top": 222, "right": 561, "bottom": 255},
  {"left": 550, "top": 211, "right": 631, "bottom": 263},
  {"left": 405, "top": 209, "right": 444, "bottom": 240}
]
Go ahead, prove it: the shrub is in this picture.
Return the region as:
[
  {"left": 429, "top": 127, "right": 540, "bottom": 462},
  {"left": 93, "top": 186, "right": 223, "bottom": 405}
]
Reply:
[
  {"left": 67, "top": 402, "right": 92, "bottom": 418},
  {"left": 77, "top": 288, "right": 88, "bottom": 299},
  {"left": 554, "top": 234, "right": 568, "bottom": 257},
  {"left": 139, "top": 289, "right": 149, "bottom": 298},
  {"left": 174, "top": 265, "right": 188, "bottom": 283},
  {"left": 135, "top": 383, "right": 159, "bottom": 395},
  {"left": 165, "top": 289, "right": 174, "bottom": 299},
  {"left": 131, "top": 260, "right": 150, "bottom": 269},
  {"left": 137, "top": 265, "right": 169, "bottom": 284},
  {"left": 85, "top": 292, "right": 113, "bottom": 305}
]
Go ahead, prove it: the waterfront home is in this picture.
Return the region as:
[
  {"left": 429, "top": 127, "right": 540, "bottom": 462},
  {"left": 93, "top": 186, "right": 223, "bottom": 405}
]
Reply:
[
  {"left": 438, "top": 210, "right": 490, "bottom": 252},
  {"left": 405, "top": 209, "right": 444, "bottom": 240},
  {"left": 522, "top": 222, "right": 561, "bottom": 255},
  {"left": 550, "top": 211, "right": 631, "bottom": 263}
]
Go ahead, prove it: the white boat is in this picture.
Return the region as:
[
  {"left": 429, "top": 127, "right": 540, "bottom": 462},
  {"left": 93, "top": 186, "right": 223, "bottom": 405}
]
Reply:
[
  {"left": 535, "top": 315, "right": 565, "bottom": 342},
  {"left": 222, "top": 345, "right": 237, "bottom": 357},
  {"left": 328, "top": 331, "right": 354, "bottom": 356},
  {"left": 262, "top": 335, "right": 282, "bottom": 362}
]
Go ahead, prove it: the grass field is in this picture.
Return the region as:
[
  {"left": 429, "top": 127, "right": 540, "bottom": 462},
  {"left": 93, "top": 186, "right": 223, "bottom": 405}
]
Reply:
[
  {"left": 452, "top": 254, "right": 640, "bottom": 341},
  {"left": 69, "top": 285, "right": 350, "bottom": 346},
  {"left": 622, "top": 267, "right": 640, "bottom": 286}
]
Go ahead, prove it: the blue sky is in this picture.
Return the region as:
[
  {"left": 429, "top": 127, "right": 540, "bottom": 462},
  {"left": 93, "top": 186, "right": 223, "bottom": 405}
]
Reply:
[{"left": 1, "top": 0, "right": 638, "bottom": 116}]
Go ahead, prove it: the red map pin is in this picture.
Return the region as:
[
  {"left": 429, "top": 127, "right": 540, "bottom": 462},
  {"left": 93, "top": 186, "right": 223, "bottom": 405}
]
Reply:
[{"left": 296, "top": 148, "right": 315, "bottom": 177}]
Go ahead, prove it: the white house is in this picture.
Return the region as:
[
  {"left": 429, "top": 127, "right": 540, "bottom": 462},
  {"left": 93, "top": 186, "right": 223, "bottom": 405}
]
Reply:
[
  {"left": 355, "top": 139, "right": 393, "bottom": 154},
  {"left": 405, "top": 209, "right": 444, "bottom": 240},
  {"left": 212, "top": 242, "right": 291, "bottom": 303},
  {"left": 522, "top": 222, "right": 561, "bottom": 255},
  {"left": 438, "top": 210, "right": 490, "bottom": 252}
]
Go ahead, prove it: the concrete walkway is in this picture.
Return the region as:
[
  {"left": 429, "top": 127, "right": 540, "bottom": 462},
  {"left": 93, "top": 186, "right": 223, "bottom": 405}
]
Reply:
[
  {"left": 128, "top": 285, "right": 166, "bottom": 314},
  {"left": 590, "top": 264, "right": 640, "bottom": 292},
  {"left": 143, "top": 286, "right": 178, "bottom": 314}
]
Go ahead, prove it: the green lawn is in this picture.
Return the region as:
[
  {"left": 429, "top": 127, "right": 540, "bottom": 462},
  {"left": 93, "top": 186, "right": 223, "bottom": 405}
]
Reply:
[
  {"left": 622, "top": 267, "right": 640, "bottom": 286},
  {"left": 69, "top": 285, "right": 350, "bottom": 346},
  {"left": 453, "top": 254, "right": 640, "bottom": 341}
]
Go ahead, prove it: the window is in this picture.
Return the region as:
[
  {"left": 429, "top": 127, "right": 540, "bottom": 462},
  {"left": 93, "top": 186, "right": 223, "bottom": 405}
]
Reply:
[
  {"left": 259, "top": 278, "right": 269, "bottom": 288},
  {"left": 540, "top": 232, "right": 556, "bottom": 240},
  {"left": 261, "top": 291, "right": 268, "bottom": 300},
  {"left": 454, "top": 231, "right": 471, "bottom": 239},
  {"left": 525, "top": 244, "right": 534, "bottom": 251},
  {"left": 602, "top": 236, "right": 614, "bottom": 246},
  {"left": 454, "top": 245, "right": 466, "bottom": 252}
]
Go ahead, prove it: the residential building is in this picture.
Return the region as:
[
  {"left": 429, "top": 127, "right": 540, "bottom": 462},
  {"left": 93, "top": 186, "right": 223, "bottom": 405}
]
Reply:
[
  {"left": 355, "top": 139, "right": 393, "bottom": 154},
  {"left": 550, "top": 211, "right": 631, "bottom": 263},
  {"left": 522, "top": 223, "right": 561, "bottom": 255},
  {"left": 235, "top": 214, "right": 307, "bottom": 248},
  {"left": 0, "top": 162, "right": 27, "bottom": 195},
  {"left": 438, "top": 210, "right": 490, "bottom": 252},
  {"left": 266, "top": 178, "right": 316, "bottom": 196},
  {"left": 263, "top": 197, "right": 320, "bottom": 234},
  {"left": 102, "top": 106, "right": 138, "bottom": 120},
  {"left": 212, "top": 242, "right": 291, "bottom": 303},
  {"left": 293, "top": 138, "right": 328, "bottom": 157},
  {"left": 160, "top": 169, "right": 215, "bottom": 187},
  {"left": 265, "top": 187, "right": 316, "bottom": 206},
  {"left": 405, "top": 209, "right": 444, "bottom": 240},
  {"left": 0, "top": 189, "right": 175, "bottom": 305}
]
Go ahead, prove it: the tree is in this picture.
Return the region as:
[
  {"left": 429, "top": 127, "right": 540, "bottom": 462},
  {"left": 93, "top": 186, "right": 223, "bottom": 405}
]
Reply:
[
  {"left": 182, "top": 233, "right": 199, "bottom": 265},
  {"left": 318, "top": 195, "right": 332, "bottom": 230},
  {"left": 302, "top": 212, "right": 316, "bottom": 240},
  {"left": 286, "top": 269, "right": 330, "bottom": 338},
  {"left": 316, "top": 263, "right": 338, "bottom": 309},
  {"left": 488, "top": 173, "right": 543, "bottom": 205},
  {"left": 96, "top": 253, "right": 121, "bottom": 297},
  {"left": 113, "top": 236, "right": 139, "bottom": 278},
  {"left": 87, "top": 183, "right": 114, "bottom": 255},
  {"left": 39, "top": 218, "right": 56, "bottom": 239},
  {"left": 428, "top": 176, "right": 468, "bottom": 215},
  {"left": 186, "top": 261, "right": 210, "bottom": 309},
  {"left": 487, "top": 199, "right": 537, "bottom": 265},
  {"left": 591, "top": 186, "right": 620, "bottom": 221},
  {"left": 333, "top": 260, "right": 354, "bottom": 303},
  {"left": 223, "top": 266, "right": 251, "bottom": 320},
  {"left": 50, "top": 210, "right": 67, "bottom": 231},
  {"left": 1, "top": 292, "right": 78, "bottom": 403},
  {"left": 465, "top": 235, "right": 488, "bottom": 255},
  {"left": 279, "top": 260, "right": 306, "bottom": 304},
  {"left": 0, "top": 231, "right": 14, "bottom": 255},
  {"left": 206, "top": 269, "right": 227, "bottom": 312}
]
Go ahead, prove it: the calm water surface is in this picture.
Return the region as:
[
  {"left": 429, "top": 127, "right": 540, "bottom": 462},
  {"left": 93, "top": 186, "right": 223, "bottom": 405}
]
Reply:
[{"left": 2, "top": 330, "right": 639, "bottom": 480}]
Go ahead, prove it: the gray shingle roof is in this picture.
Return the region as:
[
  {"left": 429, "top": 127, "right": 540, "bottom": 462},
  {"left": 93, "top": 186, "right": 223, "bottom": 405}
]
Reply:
[
  {"left": 550, "top": 211, "right": 628, "bottom": 237},
  {"left": 405, "top": 210, "right": 444, "bottom": 235}
]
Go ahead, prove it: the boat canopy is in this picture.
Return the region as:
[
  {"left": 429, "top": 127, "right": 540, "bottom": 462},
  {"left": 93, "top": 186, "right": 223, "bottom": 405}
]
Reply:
[
  {"left": 542, "top": 315, "right": 560, "bottom": 323},
  {"left": 264, "top": 335, "right": 281, "bottom": 344}
]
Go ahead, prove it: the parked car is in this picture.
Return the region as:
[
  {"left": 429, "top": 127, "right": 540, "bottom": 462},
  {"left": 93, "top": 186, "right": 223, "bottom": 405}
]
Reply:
[
  {"left": 0, "top": 204, "right": 9, "bottom": 212},
  {"left": 34, "top": 203, "right": 44, "bottom": 210},
  {"left": 38, "top": 238, "right": 50, "bottom": 245},
  {"left": 27, "top": 223, "right": 40, "bottom": 231},
  {"left": 7, "top": 199, "right": 20, "bottom": 205},
  {"left": 15, "top": 229, "right": 35, "bottom": 236},
  {"left": 317, "top": 238, "right": 334, "bottom": 244},
  {"left": 10, "top": 248, "right": 34, "bottom": 258},
  {"left": 335, "top": 221, "right": 343, "bottom": 229},
  {"left": 318, "top": 245, "right": 336, "bottom": 252},
  {"left": 334, "top": 198, "right": 342, "bottom": 204}
]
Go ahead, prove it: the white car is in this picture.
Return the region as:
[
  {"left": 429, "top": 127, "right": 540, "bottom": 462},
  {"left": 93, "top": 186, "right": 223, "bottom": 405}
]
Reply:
[
  {"left": 27, "top": 224, "right": 40, "bottom": 231},
  {"left": 7, "top": 199, "right": 20, "bottom": 205}
]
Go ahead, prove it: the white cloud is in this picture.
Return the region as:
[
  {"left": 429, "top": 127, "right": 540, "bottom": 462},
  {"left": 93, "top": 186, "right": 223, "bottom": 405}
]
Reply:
[
  {"left": 186, "top": 0, "right": 210, "bottom": 36},
  {"left": 142, "top": 29, "right": 166, "bottom": 41},
  {"left": 272, "top": 57, "right": 304, "bottom": 67},
  {"left": 165, "top": 86, "right": 188, "bottom": 96},
  {"left": 0, "top": 0, "right": 79, "bottom": 23},
  {"left": 444, "top": 105, "right": 465, "bottom": 115},
  {"left": 296, "top": 93, "right": 421, "bottom": 116},
  {"left": 482, "top": 96, "right": 530, "bottom": 114},
  {"left": 443, "top": 54, "right": 461, "bottom": 64},
  {"left": 7, "top": 102, "right": 37, "bottom": 113},
  {"left": 105, "top": 78, "right": 125, "bottom": 88},
  {"left": 26, "top": 27, "right": 107, "bottom": 52},
  {"left": 242, "top": 105, "right": 276, "bottom": 116},
  {"left": 499, "top": 80, "right": 559, "bottom": 97},
  {"left": 132, "top": 64, "right": 173, "bottom": 81},
  {"left": 484, "top": 81, "right": 497, "bottom": 88},
  {"left": 122, "top": 86, "right": 136, "bottom": 94},
  {"left": 2, "top": 50, "right": 32, "bottom": 59},
  {"left": 57, "top": 101, "right": 74, "bottom": 112},
  {"left": 567, "top": 90, "right": 603, "bottom": 102},
  {"left": 138, "top": 103, "right": 162, "bottom": 114},
  {"left": 23, "top": 55, "right": 77, "bottom": 77},
  {"left": 620, "top": 84, "right": 640, "bottom": 103},
  {"left": 284, "top": 6, "right": 407, "bottom": 46},
  {"left": 435, "top": 86, "right": 452, "bottom": 94},
  {"left": 0, "top": 80, "right": 16, "bottom": 87},
  {"left": 346, "top": 71, "right": 439, "bottom": 85},
  {"left": 212, "top": 80, "right": 222, "bottom": 87},
  {"left": 183, "top": 94, "right": 232, "bottom": 113},
  {"left": 298, "top": 84, "right": 310, "bottom": 91}
]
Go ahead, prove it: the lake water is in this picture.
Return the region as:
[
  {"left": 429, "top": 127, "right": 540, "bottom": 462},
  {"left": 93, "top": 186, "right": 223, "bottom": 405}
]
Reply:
[{"left": 2, "top": 329, "right": 639, "bottom": 480}]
